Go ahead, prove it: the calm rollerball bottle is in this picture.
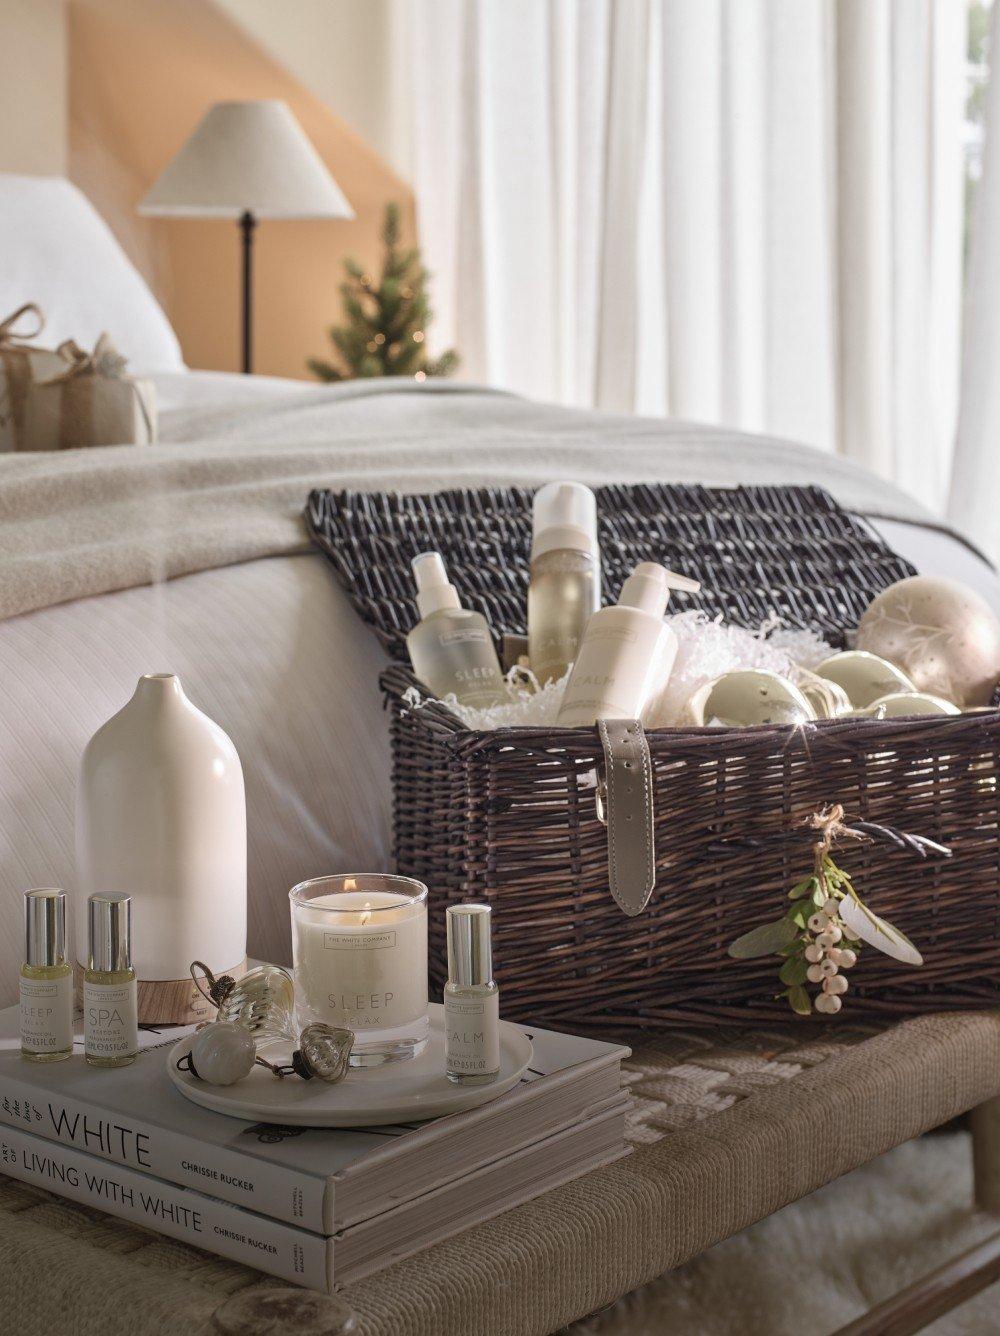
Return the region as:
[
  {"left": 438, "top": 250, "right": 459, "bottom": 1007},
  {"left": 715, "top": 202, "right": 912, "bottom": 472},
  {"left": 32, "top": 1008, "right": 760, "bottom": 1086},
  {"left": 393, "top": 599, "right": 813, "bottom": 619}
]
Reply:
[
  {"left": 84, "top": 893, "right": 138, "bottom": 1067},
  {"left": 20, "top": 889, "right": 74, "bottom": 1062},
  {"left": 444, "top": 904, "right": 501, "bottom": 1085}
]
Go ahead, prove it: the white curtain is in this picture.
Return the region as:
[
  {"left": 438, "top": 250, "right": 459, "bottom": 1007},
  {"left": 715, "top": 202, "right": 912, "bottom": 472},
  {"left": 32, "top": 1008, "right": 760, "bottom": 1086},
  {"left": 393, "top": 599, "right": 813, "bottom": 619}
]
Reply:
[
  {"left": 952, "top": 3, "right": 1000, "bottom": 561},
  {"left": 409, "top": 0, "right": 967, "bottom": 514}
]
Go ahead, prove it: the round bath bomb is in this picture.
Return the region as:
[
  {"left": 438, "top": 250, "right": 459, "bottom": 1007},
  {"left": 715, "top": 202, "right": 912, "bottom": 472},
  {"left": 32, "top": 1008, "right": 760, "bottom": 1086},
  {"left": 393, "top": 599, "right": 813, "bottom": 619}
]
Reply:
[{"left": 856, "top": 576, "right": 1000, "bottom": 707}]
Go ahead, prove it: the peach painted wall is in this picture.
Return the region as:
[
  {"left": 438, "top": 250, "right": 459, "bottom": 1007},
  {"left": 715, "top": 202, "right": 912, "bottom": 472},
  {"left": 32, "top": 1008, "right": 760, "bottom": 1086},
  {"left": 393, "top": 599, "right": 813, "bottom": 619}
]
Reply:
[
  {"left": 68, "top": 0, "right": 415, "bottom": 378},
  {"left": 0, "top": 0, "right": 67, "bottom": 175}
]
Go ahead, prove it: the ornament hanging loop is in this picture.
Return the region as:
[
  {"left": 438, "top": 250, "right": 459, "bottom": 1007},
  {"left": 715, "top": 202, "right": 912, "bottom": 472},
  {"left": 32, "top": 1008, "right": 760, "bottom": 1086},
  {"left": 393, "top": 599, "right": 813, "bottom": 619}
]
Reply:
[{"left": 190, "top": 960, "right": 236, "bottom": 1009}]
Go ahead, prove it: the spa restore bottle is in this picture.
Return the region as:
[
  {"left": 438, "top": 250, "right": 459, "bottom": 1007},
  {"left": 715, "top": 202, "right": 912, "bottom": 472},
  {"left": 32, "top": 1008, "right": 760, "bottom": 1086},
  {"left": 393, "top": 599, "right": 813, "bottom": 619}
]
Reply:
[
  {"left": 556, "top": 562, "right": 700, "bottom": 727},
  {"left": 20, "top": 889, "right": 74, "bottom": 1063},
  {"left": 406, "top": 552, "right": 506, "bottom": 707},
  {"left": 84, "top": 893, "right": 138, "bottom": 1067},
  {"left": 527, "top": 481, "right": 601, "bottom": 685},
  {"left": 444, "top": 904, "right": 501, "bottom": 1085}
]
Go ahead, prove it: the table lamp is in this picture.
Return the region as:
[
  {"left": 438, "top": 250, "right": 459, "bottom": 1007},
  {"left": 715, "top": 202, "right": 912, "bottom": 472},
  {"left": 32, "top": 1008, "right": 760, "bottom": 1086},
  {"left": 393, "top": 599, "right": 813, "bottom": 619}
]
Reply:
[{"left": 139, "top": 100, "right": 353, "bottom": 373}]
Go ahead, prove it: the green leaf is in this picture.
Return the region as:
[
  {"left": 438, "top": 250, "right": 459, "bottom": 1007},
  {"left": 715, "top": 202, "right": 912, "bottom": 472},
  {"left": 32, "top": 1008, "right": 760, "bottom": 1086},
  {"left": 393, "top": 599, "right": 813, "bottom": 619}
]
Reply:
[
  {"left": 790, "top": 904, "right": 811, "bottom": 930},
  {"left": 787, "top": 985, "right": 812, "bottom": 1016},
  {"left": 838, "top": 895, "right": 923, "bottom": 966},
  {"left": 779, "top": 957, "right": 809, "bottom": 986},
  {"left": 788, "top": 877, "right": 816, "bottom": 900},
  {"left": 728, "top": 917, "right": 798, "bottom": 959},
  {"left": 812, "top": 886, "right": 827, "bottom": 908}
]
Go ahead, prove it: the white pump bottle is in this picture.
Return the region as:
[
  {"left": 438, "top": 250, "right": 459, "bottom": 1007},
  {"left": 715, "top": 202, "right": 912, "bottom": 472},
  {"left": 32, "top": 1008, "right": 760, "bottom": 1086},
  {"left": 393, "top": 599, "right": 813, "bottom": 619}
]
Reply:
[
  {"left": 527, "top": 481, "right": 601, "bottom": 685},
  {"left": 406, "top": 552, "right": 507, "bottom": 707},
  {"left": 556, "top": 562, "right": 700, "bottom": 727}
]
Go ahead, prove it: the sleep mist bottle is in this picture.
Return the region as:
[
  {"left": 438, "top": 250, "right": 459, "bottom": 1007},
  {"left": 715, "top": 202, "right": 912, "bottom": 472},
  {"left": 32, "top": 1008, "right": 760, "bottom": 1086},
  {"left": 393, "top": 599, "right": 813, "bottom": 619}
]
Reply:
[
  {"left": 444, "top": 904, "right": 501, "bottom": 1085},
  {"left": 20, "top": 889, "right": 74, "bottom": 1062},
  {"left": 556, "top": 562, "right": 700, "bottom": 727},
  {"left": 84, "top": 893, "right": 138, "bottom": 1067},
  {"left": 527, "top": 481, "right": 601, "bottom": 685},
  {"left": 406, "top": 552, "right": 507, "bottom": 707}
]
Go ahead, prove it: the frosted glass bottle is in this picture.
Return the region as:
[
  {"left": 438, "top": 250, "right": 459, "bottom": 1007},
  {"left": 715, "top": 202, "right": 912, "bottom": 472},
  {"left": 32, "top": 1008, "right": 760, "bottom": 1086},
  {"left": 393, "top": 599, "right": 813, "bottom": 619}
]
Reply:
[
  {"left": 556, "top": 563, "right": 700, "bottom": 727},
  {"left": 406, "top": 553, "right": 506, "bottom": 707},
  {"left": 527, "top": 482, "right": 601, "bottom": 685}
]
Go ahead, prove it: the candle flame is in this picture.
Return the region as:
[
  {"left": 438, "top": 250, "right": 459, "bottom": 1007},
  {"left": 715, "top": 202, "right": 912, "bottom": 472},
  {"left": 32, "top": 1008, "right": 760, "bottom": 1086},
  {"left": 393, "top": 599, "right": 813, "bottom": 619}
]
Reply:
[{"left": 361, "top": 900, "right": 371, "bottom": 926}]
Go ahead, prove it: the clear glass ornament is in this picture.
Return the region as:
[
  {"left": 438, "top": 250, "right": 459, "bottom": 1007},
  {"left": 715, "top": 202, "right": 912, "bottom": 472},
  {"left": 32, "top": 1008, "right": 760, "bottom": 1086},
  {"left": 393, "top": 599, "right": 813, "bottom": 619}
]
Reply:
[
  {"left": 190, "top": 960, "right": 295, "bottom": 1049},
  {"left": 260, "top": 1023, "right": 355, "bottom": 1083}
]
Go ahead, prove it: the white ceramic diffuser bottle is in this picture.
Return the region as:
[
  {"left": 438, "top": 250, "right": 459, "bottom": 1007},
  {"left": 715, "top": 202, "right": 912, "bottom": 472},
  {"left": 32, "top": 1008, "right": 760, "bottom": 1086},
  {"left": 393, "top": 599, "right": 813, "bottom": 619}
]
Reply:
[
  {"left": 527, "top": 481, "right": 601, "bottom": 685},
  {"left": 556, "top": 563, "right": 700, "bottom": 727},
  {"left": 76, "top": 674, "right": 247, "bottom": 1023},
  {"left": 406, "top": 553, "right": 506, "bottom": 707}
]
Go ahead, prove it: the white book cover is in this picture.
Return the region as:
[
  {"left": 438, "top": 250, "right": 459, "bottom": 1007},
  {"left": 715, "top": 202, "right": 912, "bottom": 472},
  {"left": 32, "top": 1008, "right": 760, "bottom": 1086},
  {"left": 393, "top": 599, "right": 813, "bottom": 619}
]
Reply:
[
  {"left": 0, "top": 1102, "right": 630, "bottom": 1291},
  {"left": 0, "top": 1005, "right": 628, "bottom": 1233}
]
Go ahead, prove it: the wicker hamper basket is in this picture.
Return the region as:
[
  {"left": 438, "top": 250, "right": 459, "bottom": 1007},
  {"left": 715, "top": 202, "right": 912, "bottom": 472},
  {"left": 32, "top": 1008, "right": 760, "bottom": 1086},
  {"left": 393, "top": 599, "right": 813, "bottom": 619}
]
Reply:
[{"left": 308, "top": 483, "right": 1000, "bottom": 1027}]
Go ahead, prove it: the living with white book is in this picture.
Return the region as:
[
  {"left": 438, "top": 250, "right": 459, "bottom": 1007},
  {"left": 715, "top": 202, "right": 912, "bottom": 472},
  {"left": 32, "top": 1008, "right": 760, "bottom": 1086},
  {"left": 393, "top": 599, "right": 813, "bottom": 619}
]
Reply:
[{"left": 0, "top": 1004, "right": 631, "bottom": 1292}]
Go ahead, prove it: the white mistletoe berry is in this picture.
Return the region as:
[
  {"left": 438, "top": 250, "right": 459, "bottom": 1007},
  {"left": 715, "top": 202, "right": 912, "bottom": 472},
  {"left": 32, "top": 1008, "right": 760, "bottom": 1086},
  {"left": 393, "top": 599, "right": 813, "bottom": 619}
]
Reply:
[
  {"left": 819, "top": 958, "right": 838, "bottom": 977},
  {"left": 807, "top": 963, "right": 825, "bottom": 983},
  {"left": 822, "top": 897, "right": 838, "bottom": 917},
  {"left": 815, "top": 992, "right": 843, "bottom": 1015},
  {"left": 838, "top": 948, "right": 857, "bottom": 968},
  {"left": 824, "top": 975, "right": 849, "bottom": 995},
  {"left": 808, "top": 913, "right": 830, "bottom": 934},
  {"left": 805, "top": 943, "right": 824, "bottom": 963}
]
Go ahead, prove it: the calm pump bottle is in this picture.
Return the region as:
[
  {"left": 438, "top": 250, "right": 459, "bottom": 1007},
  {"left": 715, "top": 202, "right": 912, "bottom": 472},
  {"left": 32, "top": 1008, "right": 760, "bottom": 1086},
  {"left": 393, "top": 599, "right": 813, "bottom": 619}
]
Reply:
[
  {"left": 527, "top": 482, "right": 601, "bottom": 685},
  {"left": 556, "top": 562, "right": 700, "bottom": 727},
  {"left": 406, "top": 552, "right": 507, "bottom": 707}
]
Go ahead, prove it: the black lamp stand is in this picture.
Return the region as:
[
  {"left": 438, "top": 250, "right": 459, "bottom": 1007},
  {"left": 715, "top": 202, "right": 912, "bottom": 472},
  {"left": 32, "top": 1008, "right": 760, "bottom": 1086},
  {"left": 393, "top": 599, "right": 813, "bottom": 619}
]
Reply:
[{"left": 239, "top": 210, "right": 257, "bottom": 375}]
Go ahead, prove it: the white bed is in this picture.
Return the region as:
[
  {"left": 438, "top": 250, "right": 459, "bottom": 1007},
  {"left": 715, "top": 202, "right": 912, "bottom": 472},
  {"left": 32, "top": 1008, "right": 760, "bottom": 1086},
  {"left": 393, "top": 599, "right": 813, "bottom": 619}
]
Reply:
[{"left": 0, "top": 177, "right": 996, "bottom": 1003}]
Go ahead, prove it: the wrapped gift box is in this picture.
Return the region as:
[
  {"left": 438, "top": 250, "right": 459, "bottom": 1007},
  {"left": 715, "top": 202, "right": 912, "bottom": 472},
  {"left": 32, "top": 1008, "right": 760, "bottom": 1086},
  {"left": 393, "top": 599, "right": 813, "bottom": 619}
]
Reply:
[{"left": 1, "top": 308, "right": 156, "bottom": 452}]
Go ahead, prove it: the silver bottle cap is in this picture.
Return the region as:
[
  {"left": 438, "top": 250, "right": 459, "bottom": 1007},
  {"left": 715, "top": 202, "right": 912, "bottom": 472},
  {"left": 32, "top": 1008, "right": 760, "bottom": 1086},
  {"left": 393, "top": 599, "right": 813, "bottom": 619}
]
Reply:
[
  {"left": 447, "top": 903, "right": 493, "bottom": 987},
  {"left": 88, "top": 893, "right": 132, "bottom": 973},
  {"left": 24, "top": 888, "right": 66, "bottom": 969}
]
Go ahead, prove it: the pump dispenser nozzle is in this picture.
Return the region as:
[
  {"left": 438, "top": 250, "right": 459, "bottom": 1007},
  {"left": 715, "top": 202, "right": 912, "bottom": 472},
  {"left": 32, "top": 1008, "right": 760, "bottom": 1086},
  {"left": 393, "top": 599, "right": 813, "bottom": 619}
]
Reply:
[
  {"left": 618, "top": 563, "right": 700, "bottom": 616},
  {"left": 531, "top": 481, "right": 599, "bottom": 560},
  {"left": 412, "top": 552, "right": 461, "bottom": 618}
]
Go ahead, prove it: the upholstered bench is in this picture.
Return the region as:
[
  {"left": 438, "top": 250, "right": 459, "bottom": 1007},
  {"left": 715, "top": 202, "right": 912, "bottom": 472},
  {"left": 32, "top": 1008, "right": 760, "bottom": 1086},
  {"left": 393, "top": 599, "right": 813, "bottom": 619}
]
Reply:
[{"left": 3, "top": 1013, "right": 1000, "bottom": 1336}]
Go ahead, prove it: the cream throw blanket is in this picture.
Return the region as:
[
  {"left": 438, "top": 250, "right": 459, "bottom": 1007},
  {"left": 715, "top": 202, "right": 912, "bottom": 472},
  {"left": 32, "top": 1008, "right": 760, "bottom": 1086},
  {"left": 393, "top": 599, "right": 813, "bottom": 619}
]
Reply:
[{"left": 0, "top": 378, "right": 930, "bottom": 622}]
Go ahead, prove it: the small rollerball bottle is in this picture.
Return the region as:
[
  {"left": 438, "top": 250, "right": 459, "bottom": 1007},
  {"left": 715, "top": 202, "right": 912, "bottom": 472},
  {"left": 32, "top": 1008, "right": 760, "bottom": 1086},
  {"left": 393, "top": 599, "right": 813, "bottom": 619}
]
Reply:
[
  {"left": 444, "top": 904, "right": 501, "bottom": 1085},
  {"left": 84, "top": 893, "right": 138, "bottom": 1067},
  {"left": 20, "top": 888, "right": 74, "bottom": 1063}
]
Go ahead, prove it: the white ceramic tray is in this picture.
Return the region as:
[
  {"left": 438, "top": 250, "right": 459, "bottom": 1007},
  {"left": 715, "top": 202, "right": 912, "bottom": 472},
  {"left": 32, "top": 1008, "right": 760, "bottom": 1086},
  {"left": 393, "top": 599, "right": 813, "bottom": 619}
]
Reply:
[{"left": 168, "top": 1004, "right": 533, "bottom": 1126}]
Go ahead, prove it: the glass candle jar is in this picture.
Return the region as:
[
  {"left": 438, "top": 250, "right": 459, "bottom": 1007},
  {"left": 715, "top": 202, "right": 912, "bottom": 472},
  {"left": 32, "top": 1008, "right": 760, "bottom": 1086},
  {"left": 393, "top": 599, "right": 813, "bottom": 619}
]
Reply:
[{"left": 289, "top": 874, "right": 429, "bottom": 1066}]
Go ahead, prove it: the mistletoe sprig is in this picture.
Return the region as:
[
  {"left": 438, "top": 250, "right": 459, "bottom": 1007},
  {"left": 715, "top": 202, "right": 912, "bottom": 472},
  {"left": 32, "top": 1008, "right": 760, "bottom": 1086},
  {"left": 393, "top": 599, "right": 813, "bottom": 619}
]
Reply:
[{"left": 728, "top": 805, "right": 932, "bottom": 1017}]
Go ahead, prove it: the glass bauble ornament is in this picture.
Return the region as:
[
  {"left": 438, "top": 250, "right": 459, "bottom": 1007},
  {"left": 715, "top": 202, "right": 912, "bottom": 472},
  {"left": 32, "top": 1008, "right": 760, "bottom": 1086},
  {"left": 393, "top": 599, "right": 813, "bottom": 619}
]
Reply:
[
  {"left": 685, "top": 670, "right": 814, "bottom": 728},
  {"left": 190, "top": 960, "right": 295, "bottom": 1049},
  {"left": 864, "top": 691, "right": 960, "bottom": 718},
  {"left": 856, "top": 575, "right": 1000, "bottom": 708},
  {"left": 813, "top": 651, "right": 914, "bottom": 709},
  {"left": 260, "top": 1024, "right": 355, "bottom": 1083}
]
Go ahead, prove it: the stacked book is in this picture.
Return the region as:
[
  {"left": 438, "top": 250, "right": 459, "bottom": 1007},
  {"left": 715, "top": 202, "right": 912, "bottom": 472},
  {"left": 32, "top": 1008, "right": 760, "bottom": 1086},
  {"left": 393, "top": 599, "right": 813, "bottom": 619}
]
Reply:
[{"left": 0, "top": 1007, "right": 630, "bottom": 1292}]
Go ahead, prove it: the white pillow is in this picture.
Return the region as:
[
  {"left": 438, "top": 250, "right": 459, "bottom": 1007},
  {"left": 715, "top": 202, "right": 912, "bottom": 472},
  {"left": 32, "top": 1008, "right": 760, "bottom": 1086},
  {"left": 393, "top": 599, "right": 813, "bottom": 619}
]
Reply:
[{"left": 0, "top": 174, "right": 185, "bottom": 373}]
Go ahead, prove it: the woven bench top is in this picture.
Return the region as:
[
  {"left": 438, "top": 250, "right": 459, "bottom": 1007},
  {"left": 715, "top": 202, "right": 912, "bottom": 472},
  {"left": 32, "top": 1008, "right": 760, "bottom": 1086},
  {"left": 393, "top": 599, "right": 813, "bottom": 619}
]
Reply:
[{"left": 2, "top": 1012, "right": 998, "bottom": 1336}]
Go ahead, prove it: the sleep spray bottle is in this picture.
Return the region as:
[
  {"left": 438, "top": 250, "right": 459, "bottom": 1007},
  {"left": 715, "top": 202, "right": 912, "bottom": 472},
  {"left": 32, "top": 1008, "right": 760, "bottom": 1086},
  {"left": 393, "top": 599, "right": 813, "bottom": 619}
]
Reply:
[{"left": 406, "top": 553, "right": 506, "bottom": 707}]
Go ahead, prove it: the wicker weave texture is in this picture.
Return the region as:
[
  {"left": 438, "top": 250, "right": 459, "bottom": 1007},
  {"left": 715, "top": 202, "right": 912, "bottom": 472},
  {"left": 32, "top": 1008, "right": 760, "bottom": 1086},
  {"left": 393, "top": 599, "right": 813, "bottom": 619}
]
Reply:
[
  {"left": 308, "top": 482, "right": 1000, "bottom": 1027},
  {"left": 307, "top": 482, "right": 916, "bottom": 658}
]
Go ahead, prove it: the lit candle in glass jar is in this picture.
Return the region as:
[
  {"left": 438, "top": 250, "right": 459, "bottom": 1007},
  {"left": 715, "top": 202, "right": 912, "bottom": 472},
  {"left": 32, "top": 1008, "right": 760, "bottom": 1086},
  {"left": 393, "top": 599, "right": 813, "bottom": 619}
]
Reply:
[{"left": 289, "top": 874, "right": 429, "bottom": 1066}]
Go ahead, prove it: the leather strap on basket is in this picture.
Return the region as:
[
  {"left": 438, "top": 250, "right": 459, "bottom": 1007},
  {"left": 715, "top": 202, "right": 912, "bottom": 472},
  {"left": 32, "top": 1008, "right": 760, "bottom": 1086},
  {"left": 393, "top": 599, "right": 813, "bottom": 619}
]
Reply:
[{"left": 596, "top": 718, "right": 656, "bottom": 916}]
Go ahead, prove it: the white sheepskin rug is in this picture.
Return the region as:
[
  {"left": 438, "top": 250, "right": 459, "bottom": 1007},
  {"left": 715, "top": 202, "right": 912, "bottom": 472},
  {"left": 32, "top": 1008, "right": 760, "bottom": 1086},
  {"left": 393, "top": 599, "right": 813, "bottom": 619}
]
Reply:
[{"left": 567, "top": 1131, "right": 998, "bottom": 1335}]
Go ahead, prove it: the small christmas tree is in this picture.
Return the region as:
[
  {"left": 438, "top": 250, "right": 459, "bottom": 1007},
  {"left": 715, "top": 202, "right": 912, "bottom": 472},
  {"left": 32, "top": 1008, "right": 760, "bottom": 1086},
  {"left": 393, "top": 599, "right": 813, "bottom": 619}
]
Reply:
[{"left": 308, "top": 203, "right": 459, "bottom": 382}]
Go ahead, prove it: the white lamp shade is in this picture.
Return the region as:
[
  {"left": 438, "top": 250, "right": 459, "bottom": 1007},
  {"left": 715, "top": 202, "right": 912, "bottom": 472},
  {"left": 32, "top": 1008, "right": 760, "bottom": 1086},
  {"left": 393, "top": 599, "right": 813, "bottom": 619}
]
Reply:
[{"left": 138, "top": 99, "right": 354, "bottom": 221}]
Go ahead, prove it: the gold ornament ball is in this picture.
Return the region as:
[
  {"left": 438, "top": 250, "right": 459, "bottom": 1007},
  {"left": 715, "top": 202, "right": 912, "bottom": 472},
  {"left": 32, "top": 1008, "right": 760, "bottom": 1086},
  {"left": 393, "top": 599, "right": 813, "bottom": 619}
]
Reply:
[{"left": 856, "top": 575, "right": 1000, "bottom": 708}]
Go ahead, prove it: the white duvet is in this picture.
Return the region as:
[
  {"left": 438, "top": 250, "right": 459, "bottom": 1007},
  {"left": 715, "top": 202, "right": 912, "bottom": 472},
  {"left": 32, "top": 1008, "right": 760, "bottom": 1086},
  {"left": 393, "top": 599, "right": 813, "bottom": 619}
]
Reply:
[{"left": 0, "top": 371, "right": 995, "bottom": 1003}]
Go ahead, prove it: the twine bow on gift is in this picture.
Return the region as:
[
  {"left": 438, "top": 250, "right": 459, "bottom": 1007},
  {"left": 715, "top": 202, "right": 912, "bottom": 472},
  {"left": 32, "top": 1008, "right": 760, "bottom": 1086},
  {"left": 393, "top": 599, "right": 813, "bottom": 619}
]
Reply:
[{"left": 0, "top": 302, "right": 45, "bottom": 346}]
